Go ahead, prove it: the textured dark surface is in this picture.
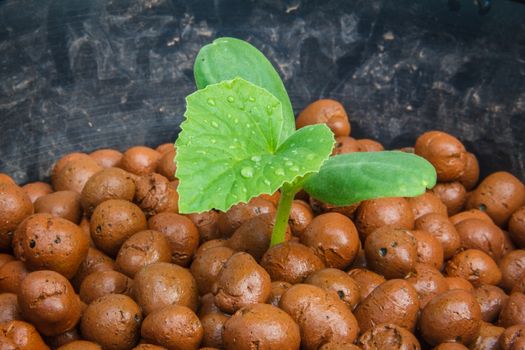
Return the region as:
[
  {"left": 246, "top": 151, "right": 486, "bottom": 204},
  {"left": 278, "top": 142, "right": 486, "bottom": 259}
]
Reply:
[{"left": 1, "top": 0, "right": 524, "bottom": 183}]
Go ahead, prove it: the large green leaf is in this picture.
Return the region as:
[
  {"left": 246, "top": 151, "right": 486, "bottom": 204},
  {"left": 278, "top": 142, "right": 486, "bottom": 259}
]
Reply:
[
  {"left": 194, "top": 37, "right": 295, "bottom": 145},
  {"left": 175, "top": 77, "right": 334, "bottom": 213},
  {"left": 303, "top": 151, "right": 437, "bottom": 205}
]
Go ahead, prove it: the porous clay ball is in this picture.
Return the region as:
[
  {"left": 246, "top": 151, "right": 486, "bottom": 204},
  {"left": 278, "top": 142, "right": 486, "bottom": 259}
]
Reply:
[
  {"left": 81, "top": 294, "right": 142, "bottom": 350},
  {"left": 308, "top": 197, "right": 360, "bottom": 218},
  {"left": 498, "top": 250, "right": 525, "bottom": 292},
  {"left": 332, "top": 136, "right": 360, "bottom": 155},
  {"left": 148, "top": 212, "right": 200, "bottom": 266},
  {"left": 0, "top": 260, "right": 29, "bottom": 293},
  {"left": 0, "top": 183, "right": 33, "bottom": 250},
  {"left": 354, "top": 279, "right": 419, "bottom": 333},
  {"left": 300, "top": 212, "right": 360, "bottom": 269},
  {"left": 50, "top": 153, "right": 92, "bottom": 185},
  {"left": 432, "top": 181, "right": 467, "bottom": 216},
  {"left": 71, "top": 247, "right": 116, "bottom": 289},
  {"left": 190, "top": 245, "right": 235, "bottom": 295},
  {"left": 132, "top": 346, "right": 167, "bottom": 350},
  {"left": 289, "top": 200, "right": 314, "bottom": 236},
  {"left": 57, "top": 341, "right": 102, "bottom": 350},
  {"left": 268, "top": 281, "right": 292, "bottom": 307},
  {"left": 357, "top": 323, "right": 421, "bottom": 350},
  {"left": 415, "top": 130, "right": 467, "bottom": 182},
  {"left": 79, "top": 270, "right": 134, "bottom": 304},
  {"left": 415, "top": 213, "right": 461, "bottom": 259},
  {"left": 405, "top": 263, "right": 448, "bottom": 308},
  {"left": 319, "top": 343, "right": 361, "bottom": 350},
  {"left": 364, "top": 227, "right": 417, "bottom": 279},
  {"left": 260, "top": 241, "right": 325, "bottom": 284},
  {"left": 0, "top": 173, "right": 15, "bottom": 185},
  {"left": 0, "top": 320, "right": 50, "bottom": 350},
  {"left": 217, "top": 197, "right": 276, "bottom": 237},
  {"left": 470, "top": 322, "right": 504, "bottom": 350},
  {"left": 419, "top": 289, "right": 482, "bottom": 346},
  {"left": 22, "top": 182, "right": 53, "bottom": 203},
  {"left": 89, "top": 148, "right": 123, "bottom": 168},
  {"left": 185, "top": 210, "right": 221, "bottom": 243},
  {"left": 81, "top": 167, "right": 136, "bottom": 215},
  {"left": 498, "top": 292, "right": 525, "bottom": 327},
  {"left": 53, "top": 158, "right": 102, "bottom": 194},
  {"left": 90, "top": 199, "right": 147, "bottom": 256},
  {"left": 213, "top": 252, "right": 271, "bottom": 314},
  {"left": 134, "top": 173, "right": 179, "bottom": 216},
  {"left": 279, "top": 284, "right": 359, "bottom": 350},
  {"left": 0, "top": 293, "right": 21, "bottom": 323},
  {"left": 133, "top": 262, "right": 198, "bottom": 315},
  {"left": 474, "top": 284, "right": 508, "bottom": 323},
  {"left": 455, "top": 218, "right": 505, "bottom": 260},
  {"left": 200, "top": 312, "right": 229, "bottom": 348},
  {"left": 458, "top": 152, "right": 480, "bottom": 190},
  {"left": 13, "top": 213, "right": 89, "bottom": 278},
  {"left": 18, "top": 270, "right": 81, "bottom": 336},
  {"left": 141, "top": 305, "right": 203, "bottom": 350},
  {"left": 466, "top": 171, "right": 525, "bottom": 226},
  {"left": 449, "top": 209, "right": 493, "bottom": 226},
  {"left": 445, "top": 249, "right": 501, "bottom": 287},
  {"left": 411, "top": 229, "right": 444, "bottom": 269},
  {"left": 355, "top": 197, "right": 414, "bottom": 239},
  {"left": 119, "top": 146, "right": 161, "bottom": 176},
  {"left": 223, "top": 303, "right": 301, "bottom": 350},
  {"left": 445, "top": 277, "right": 474, "bottom": 292},
  {"left": 296, "top": 99, "right": 351, "bottom": 137},
  {"left": 499, "top": 324, "right": 525, "bottom": 350},
  {"left": 357, "top": 138, "right": 384, "bottom": 152},
  {"left": 156, "top": 147, "right": 177, "bottom": 181},
  {"left": 45, "top": 328, "right": 80, "bottom": 349},
  {"left": 305, "top": 268, "right": 361, "bottom": 309},
  {"left": 116, "top": 230, "right": 171, "bottom": 278},
  {"left": 34, "top": 190, "right": 82, "bottom": 224},
  {"left": 509, "top": 206, "right": 525, "bottom": 248},
  {"left": 407, "top": 191, "right": 447, "bottom": 220},
  {"left": 347, "top": 268, "right": 386, "bottom": 301}
]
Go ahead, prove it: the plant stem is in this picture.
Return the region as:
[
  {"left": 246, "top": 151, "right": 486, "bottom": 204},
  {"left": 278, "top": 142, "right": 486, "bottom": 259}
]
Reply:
[{"left": 270, "top": 182, "right": 298, "bottom": 247}]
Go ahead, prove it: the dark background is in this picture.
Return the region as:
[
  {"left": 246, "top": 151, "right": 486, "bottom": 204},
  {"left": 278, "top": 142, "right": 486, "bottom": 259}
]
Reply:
[{"left": 1, "top": 0, "right": 524, "bottom": 184}]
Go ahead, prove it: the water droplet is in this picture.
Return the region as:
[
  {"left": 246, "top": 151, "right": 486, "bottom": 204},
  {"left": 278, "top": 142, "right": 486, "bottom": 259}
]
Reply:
[
  {"left": 246, "top": 123, "right": 251, "bottom": 128},
  {"left": 210, "top": 139, "right": 217, "bottom": 144},
  {"left": 241, "top": 167, "right": 254, "bottom": 178},
  {"left": 248, "top": 96, "right": 256, "bottom": 102},
  {"left": 266, "top": 105, "right": 273, "bottom": 115},
  {"left": 263, "top": 179, "right": 271, "bottom": 186},
  {"left": 242, "top": 187, "right": 247, "bottom": 192},
  {"left": 251, "top": 155, "right": 261, "bottom": 162},
  {"left": 275, "top": 168, "right": 285, "bottom": 176},
  {"left": 285, "top": 160, "right": 293, "bottom": 166},
  {"left": 290, "top": 165, "right": 300, "bottom": 172},
  {"left": 211, "top": 121, "right": 219, "bottom": 128},
  {"left": 227, "top": 96, "right": 235, "bottom": 103},
  {"left": 227, "top": 113, "right": 232, "bottom": 119},
  {"left": 234, "top": 118, "right": 239, "bottom": 124},
  {"left": 207, "top": 98, "right": 216, "bottom": 106},
  {"left": 422, "top": 180, "right": 428, "bottom": 187}
]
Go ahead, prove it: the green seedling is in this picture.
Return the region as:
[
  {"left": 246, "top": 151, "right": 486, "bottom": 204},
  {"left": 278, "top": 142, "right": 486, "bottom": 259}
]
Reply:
[{"left": 175, "top": 37, "right": 436, "bottom": 247}]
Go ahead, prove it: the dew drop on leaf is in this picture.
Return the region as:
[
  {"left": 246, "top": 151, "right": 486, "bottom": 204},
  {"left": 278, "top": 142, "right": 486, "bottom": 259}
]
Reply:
[
  {"left": 211, "top": 121, "right": 219, "bottom": 128},
  {"left": 251, "top": 155, "right": 261, "bottom": 162},
  {"left": 227, "top": 96, "right": 235, "bottom": 103},
  {"left": 227, "top": 113, "right": 232, "bottom": 118},
  {"left": 246, "top": 123, "right": 251, "bottom": 128},
  {"left": 248, "top": 96, "right": 256, "bottom": 102},
  {"left": 263, "top": 179, "right": 271, "bottom": 186},
  {"left": 210, "top": 139, "right": 217, "bottom": 144},
  {"left": 265, "top": 105, "right": 272, "bottom": 115},
  {"left": 275, "top": 168, "right": 285, "bottom": 176},
  {"left": 240, "top": 167, "right": 254, "bottom": 178},
  {"left": 207, "top": 98, "right": 216, "bottom": 106},
  {"left": 290, "top": 165, "right": 300, "bottom": 172},
  {"left": 285, "top": 160, "right": 293, "bottom": 166}
]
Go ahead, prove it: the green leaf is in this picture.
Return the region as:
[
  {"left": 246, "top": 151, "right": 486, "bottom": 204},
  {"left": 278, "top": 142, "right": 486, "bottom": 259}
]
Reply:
[
  {"left": 303, "top": 151, "right": 437, "bottom": 206},
  {"left": 194, "top": 37, "right": 295, "bottom": 145},
  {"left": 175, "top": 77, "right": 335, "bottom": 214}
]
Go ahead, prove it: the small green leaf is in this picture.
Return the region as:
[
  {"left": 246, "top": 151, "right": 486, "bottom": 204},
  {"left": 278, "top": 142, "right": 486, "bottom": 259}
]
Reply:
[
  {"left": 194, "top": 37, "right": 295, "bottom": 144},
  {"left": 303, "top": 151, "right": 437, "bottom": 206},
  {"left": 175, "top": 77, "right": 335, "bottom": 213}
]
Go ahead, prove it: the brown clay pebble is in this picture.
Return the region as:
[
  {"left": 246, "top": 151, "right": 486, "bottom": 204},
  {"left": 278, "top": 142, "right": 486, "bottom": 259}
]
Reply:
[
  {"left": 89, "top": 149, "right": 123, "bottom": 169},
  {"left": 509, "top": 206, "right": 525, "bottom": 248},
  {"left": 279, "top": 284, "right": 359, "bottom": 349},
  {"left": 357, "top": 138, "right": 384, "bottom": 152},
  {"left": 81, "top": 168, "right": 136, "bottom": 215},
  {"left": 71, "top": 247, "right": 116, "bottom": 289},
  {"left": 296, "top": 99, "right": 351, "bottom": 137},
  {"left": 34, "top": 191, "right": 83, "bottom": 224},
  {"left": 268, "top": 281, "right": 292, "bottom": 307},
  {"left": 156, "top": 143, "right": 174, "bottom": 154},
  {"left": 288, "top": 200, "right": 314, "bottom": 236},
  {"left": 498, "top": 292, "right": 525, "bottom": 327},
  {"left": 133, "top": 346, "right": 167, "bottom": 350},
  {"left": 355, "top": 197, "right": 414, "bottom": 240},
  {"left": 511, "top": 272, "right": 525, "bottom": 294},
  {"left": 51, "top": 153, "right": 92, "bottom": 185},
  {"left": 217, "top": 197, "right": 276, "bottom": 237},
  {"left": 0, "top": 320, "right": 50, "bottom": 350},
  {"left": 455, "top": 218, "right": 505, "bottom": 261},
  {"left": 116, "top": 230, "right": 171, "bottom": 278},
  {"left": 190, "top": 245, "right": 235, "bottom": 295},
  {"left": 309, "top": 197, "right": 360, "bottom": 218},
  {"left": 0, "top": 174, "right": 15, "bottom": 185},
  {"left": 81, "top": 294, "right": 142, "bottom": 350},
  {"left": 419, "top": 289, "right": 482, "bottom": 345},
  {"left": 470, "top": 322, "right": 504, "bottom": 350},
  {"left": 79, "top": 270, "right": 134, "bottom": 304},
  {"left": 347, "top": 268, "right": 386, "bottom": 301},
  {"left": 0, "top": 293, "right": 21, "bottom": 322},
  {"left": 466, "top": 171, "right": 525, "bottom": 227},
  {"left": 458, "top": 152, "right": 480, "bottom": 190},
  {"left": 434, "top": 344, "right": 469, "bottom": 350},
  {"left": 156, "top": 148, "right": 177, "bottom": 181},
  {"left": 407, "top": 191, "right": 448, "bottom": 220},
  {"left": 90, "top": 199, "right": 147, "bottom": 256},
  {"left": 57, "top": 340, "right": 102, "bottom": 350},
  {"left": 148, "top": 212, "right": 199, "bottom": 267},
  {"left": 411, "top": 229, "right": 444, "bottom": 269},
  {"left": 0, "top": 254, "right": 14, "bottom": 269},
  {"left": 414, "top": 130, "right": 467, "bottom": 182},
  {"left": 223, "top": 303, "right": 300, "bottom": 350},
  {"left": 415, "top": 213, "right": 461, "bottom": 259},
  {"left": 432, "top": 182, "right": 467, "bottom": 216},
  {"left": 449, "top": 209, "right": 494, "bottom": 226},
  {"left": 355, "top": 279, "right": 419, "bottom": 332},
  {"left": 119, "top": 146, "right": 161, "bottom": 176},
  {"left": 198, "top": 293, "right": 222, "bottom": 318},
  {"left": 358, "top": 323, "right": 421, "bottom": 350},
  {"left": 21, "top": 182, "right": 53, "bottom": 203},
  {"left": 0, "top": 261, "right": 29, "bottom": 293},
  {"left": 499, "top": 250, "right": 525, "bottom": 292},
  {"left": 141, "top": 305, "right": 202, "bottom": 350},
  {"left": 445, "top": 249, "right": 501, "bottom": 287},
  {"left": 305, "top": 268, "right": 361, "bottom": 309},
  {"left": 134, "top": 262, "right": 198, "bottom": 315},
  {"left": 319, "top": 343, "right": 361, "bottom": 350},
  {"left": 474, "top": 284, "right": 509, "bottom": 322},
  {"left": 300, "top": 212, "right": 360, "bottom": 269},
  {"left": 135, "top": 173, "right": 179, "bottom": 216},
  {"left": 364, "top": 227, "right": 417, "bottom": 279},
  {"left": 53, "top": 158, "right": 103, "bottom": 194},
  {"left": 213, "top": 252, "right": 271, "bottom": 314},
  {"left": 332, "top": 136, "right": 360, "bottom": 155},
  {"left": 499, "top": 324, "right": 525, "bottom": 350},
  {"left": 260, "top": 241, "right": 325, "bottom": 284},
  {"left": 200, "top": 312, "right": 229, "bottom": 349},
  {"left": 0, "top": 183, "right": 33, "bottom": 250},
  {"left": 194, "top": 239, "right": 227, "bottom": 256},
  {"left": 18, "top": 270, "right": 81, "bottom": 336},
  {"left": 504, "top": 230, "right": 517, "bottom": 256},
  {"left": 445, "top": 276, "right": 475, "bottom": 291},
  {"left": 45, "top": 327, "right": 80, "bottom": 349},
  {"left": 405, "top": 263, "right": 448, "bottom": 308},
  {"left": 186, "top": 210, "right": 221, "bottom": 243}
]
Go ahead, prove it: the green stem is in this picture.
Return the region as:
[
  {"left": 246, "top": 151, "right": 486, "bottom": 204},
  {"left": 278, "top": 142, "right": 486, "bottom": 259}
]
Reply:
[{"left": 270, "top": 182, "right": 298, "bottom": 247}]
